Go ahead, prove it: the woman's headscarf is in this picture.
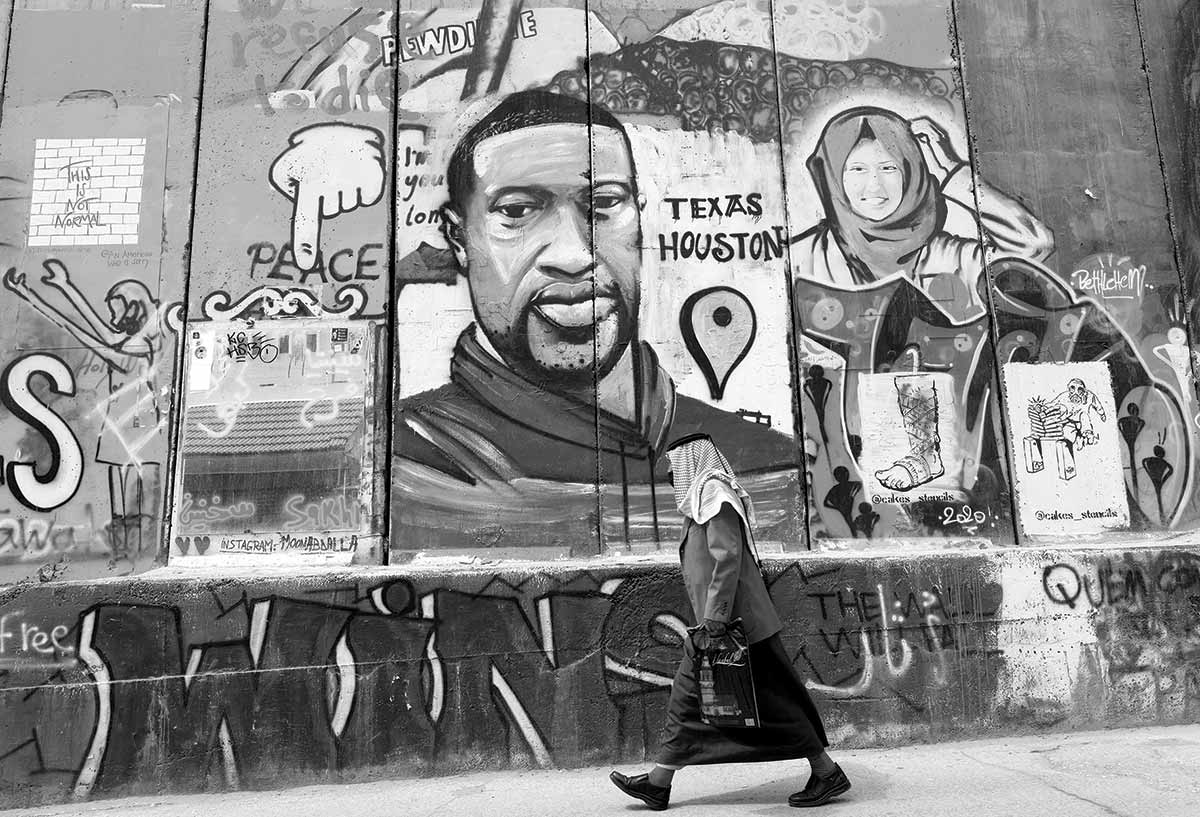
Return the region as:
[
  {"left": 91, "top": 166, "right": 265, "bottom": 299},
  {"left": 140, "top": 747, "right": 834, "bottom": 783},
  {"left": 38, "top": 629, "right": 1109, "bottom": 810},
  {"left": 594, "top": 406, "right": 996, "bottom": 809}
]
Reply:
[
  {"left": 665, "top": 434, "right": 756, "bottom": 529},
  {"left": 807, "top": 106, "right": 947, "bottom": 284}
]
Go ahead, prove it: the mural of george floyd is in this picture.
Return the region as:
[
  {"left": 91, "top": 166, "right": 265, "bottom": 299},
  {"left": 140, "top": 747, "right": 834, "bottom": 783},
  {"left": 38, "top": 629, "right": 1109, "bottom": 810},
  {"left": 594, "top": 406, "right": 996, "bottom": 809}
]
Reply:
[{"left": 0, "top": 0, "right": 1199, "bottom": 807}]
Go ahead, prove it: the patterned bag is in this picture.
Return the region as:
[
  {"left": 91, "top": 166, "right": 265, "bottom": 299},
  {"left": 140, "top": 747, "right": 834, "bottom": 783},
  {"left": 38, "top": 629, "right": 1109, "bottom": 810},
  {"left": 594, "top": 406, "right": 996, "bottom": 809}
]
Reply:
[{"left": 692, "top": 619, "right": 761, "bottom": 728}]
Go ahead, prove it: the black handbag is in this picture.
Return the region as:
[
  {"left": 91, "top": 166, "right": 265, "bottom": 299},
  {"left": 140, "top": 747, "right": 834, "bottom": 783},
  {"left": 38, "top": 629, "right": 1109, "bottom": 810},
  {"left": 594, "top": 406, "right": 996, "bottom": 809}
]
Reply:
[{"left": 690, "top": 618, "right": 761, "bottom": 728}]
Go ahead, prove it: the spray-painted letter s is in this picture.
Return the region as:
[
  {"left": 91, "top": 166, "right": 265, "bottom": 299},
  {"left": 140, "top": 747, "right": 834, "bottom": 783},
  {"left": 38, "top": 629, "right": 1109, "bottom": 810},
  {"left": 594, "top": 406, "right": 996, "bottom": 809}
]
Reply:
[{"left": 0, "top": 354, "right": 84, "bottom": 512}]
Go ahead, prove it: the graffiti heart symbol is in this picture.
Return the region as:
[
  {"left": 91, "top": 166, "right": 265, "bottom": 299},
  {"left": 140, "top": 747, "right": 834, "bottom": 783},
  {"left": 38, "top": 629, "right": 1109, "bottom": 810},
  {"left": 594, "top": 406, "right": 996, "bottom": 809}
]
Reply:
[
  {"left": 175, "top": 536, "right": 191, "bottom": 555},
  {"left": 195, "top": 536, "right": 211, "bottom": 555}
]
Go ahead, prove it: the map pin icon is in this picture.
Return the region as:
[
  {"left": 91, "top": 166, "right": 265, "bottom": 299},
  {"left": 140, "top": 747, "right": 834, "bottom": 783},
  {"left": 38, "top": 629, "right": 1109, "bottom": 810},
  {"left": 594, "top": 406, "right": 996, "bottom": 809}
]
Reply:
[{"left": 680, "top": 286, "right": 757, "bottom": 401}]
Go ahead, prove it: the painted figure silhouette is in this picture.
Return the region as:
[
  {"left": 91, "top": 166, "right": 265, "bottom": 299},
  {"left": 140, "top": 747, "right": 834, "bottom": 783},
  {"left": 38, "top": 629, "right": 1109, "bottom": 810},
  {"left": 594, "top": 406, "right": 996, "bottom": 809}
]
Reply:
[
  {"left": 4, "top": 260, "right": 163, "bottom": 561},
  {"left": 1117, "top": 403, "right": 1145, "bottom": 493},
  {"left": 853, "top": 501, "right": 880, "bottom": 539},
  {"left": 803, "top": 364, "right": 833, "bottom": 445},
  {"left": 823, "top": 465, "right": 861, "bottom": 536},
  {"left": 1142, "top": 444, "right": 1175, "bottom": 526}
]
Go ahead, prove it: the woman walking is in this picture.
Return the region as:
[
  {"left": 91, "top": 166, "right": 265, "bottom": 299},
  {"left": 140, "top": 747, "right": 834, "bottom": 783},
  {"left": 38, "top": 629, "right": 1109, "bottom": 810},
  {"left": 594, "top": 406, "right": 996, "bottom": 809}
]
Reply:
[{"left": 609, "top": 433, "right": 849, "bottom": 810}]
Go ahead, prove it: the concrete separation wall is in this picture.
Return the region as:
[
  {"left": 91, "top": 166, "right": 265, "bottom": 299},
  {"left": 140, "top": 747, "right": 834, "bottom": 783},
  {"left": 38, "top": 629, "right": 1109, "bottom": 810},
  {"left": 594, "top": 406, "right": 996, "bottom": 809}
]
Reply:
[
  {"left": 1, "top": 0, "right": 1199, "bottom": 810},
  {"left": 0, "top": 543, "right": 1196, "bottom": 807},
  {"left": 2, "top": 0, "right": 1200, "bottom": 577}
]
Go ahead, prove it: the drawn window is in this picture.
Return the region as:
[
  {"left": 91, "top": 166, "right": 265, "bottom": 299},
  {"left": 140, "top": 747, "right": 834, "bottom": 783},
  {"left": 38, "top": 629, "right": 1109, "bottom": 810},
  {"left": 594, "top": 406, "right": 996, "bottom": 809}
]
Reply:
[{"left": 171, "top": 320, "right": 382, "bottom": 565}]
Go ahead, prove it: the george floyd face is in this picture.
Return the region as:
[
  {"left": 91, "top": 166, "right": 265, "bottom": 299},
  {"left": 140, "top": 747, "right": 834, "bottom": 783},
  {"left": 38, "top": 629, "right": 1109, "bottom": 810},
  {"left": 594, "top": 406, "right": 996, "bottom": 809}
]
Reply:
[
  {"left": 842, "top": 138, "right": 904, "bottom": 221},
  {"left": 446, "top": 123, "right": 641, "bottom": 389}
]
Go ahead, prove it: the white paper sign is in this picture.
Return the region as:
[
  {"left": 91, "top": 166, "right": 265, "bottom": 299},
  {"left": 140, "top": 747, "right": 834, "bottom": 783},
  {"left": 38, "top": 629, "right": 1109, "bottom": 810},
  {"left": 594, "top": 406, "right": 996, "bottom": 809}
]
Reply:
[
  {"left": 858, "top": 371, "right": 963, "bottom": 503},
  {"left": 1003, "top": 361, "right": 1129, "bottom": 535}
]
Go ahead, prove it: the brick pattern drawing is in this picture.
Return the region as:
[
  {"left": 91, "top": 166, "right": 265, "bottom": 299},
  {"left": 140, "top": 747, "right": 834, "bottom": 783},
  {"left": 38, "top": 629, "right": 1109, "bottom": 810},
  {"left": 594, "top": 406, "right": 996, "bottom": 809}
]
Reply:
[{"left": 28, "top": 138, "right": 146, "bottom": 247}]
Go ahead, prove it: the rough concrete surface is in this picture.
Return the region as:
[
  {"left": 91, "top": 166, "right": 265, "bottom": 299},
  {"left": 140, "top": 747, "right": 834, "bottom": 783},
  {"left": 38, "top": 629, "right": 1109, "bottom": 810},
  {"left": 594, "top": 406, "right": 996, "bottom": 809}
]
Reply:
[{"left": 5, "top": 725, "right": 1196, "bottom": 817}]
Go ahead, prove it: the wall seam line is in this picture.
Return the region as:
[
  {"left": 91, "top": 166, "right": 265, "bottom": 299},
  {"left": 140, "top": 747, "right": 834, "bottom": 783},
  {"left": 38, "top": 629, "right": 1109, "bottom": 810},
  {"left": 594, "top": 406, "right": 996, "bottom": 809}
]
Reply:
[
  {"left": 764, "top": 0, "right": 816, "bottom": 551},
  {"left": 381, "top": 0, "right": 403, "bottom": 563},
  {"left": 948, "top": 0, "right": 1021, "bottom": 546},
  {"left": 0, "top": 0, "right": 15, "bottom": 133},
  {"left": 1132, "top": 0, "right": 1191, "bottom": 310},
  {"left": 1130, "top": 0, "right": 1200, "bottom": 408},
  {"left": 583, "top": 0, "right": 605, "bottom": 557},
  {"left": 161, "top": 0, "right": 214, "bottom": 567}
]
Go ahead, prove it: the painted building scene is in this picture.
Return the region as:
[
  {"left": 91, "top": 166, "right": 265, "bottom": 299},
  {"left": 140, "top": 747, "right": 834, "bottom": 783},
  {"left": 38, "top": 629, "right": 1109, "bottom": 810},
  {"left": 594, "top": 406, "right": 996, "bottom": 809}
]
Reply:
[{"left": 0, "top": 0, "right": 1198, "bottom": 810}]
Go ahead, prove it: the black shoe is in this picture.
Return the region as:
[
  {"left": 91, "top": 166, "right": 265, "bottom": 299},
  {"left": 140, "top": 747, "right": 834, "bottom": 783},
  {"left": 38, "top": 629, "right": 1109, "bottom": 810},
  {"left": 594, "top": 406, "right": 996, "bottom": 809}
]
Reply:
[
  {"left": 788, "top": 764, "right": 851, "bottom": 807},
  {"left": 610, "top": 771, "right": 671, "bottom": 811}
]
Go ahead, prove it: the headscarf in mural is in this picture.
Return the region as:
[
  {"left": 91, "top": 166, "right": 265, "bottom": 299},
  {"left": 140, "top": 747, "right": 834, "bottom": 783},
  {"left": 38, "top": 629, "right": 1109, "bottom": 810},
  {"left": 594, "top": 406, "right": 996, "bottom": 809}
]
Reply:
[
  {"left": 666, "top": 434, "right": 755, "bottom": 528},
  {"left": 807, "top": 106, "right": 947, "bottom": 284}
]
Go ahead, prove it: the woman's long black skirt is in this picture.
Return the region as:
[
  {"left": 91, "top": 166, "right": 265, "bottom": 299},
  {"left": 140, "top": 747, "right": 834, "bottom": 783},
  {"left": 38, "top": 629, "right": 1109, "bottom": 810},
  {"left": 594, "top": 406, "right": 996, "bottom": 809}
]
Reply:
[{"left": 657, "top": 632, "right": 829, "bottom": 767}]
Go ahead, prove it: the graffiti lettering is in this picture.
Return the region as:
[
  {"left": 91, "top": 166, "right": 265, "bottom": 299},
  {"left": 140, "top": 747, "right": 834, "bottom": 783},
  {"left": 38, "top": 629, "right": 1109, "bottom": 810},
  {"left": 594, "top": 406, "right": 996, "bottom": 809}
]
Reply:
[
  {"left": 0, "top": 558, "right": 1012, "bottom": 804},
  {"left": 279, "top": 533, "right": 357, "bottom": 552},
  {"left": 260, "top": 67, "right": 398, "bottom": 115},
  {"left": 52, "top": 212, "right": 103, "bottom": 230},
  {"left": 1043, "top": 554, "right": 1200, "bottom": 610},
  {"left": 657, "top": 226, "right": 789, "bottom": 263},
  {"left": 1042, "top": 553, "right": 1200, "bottom": 720},
  {"left": 216, "top": 533, "right": 359, "bottom": 554},
  {"left": 0, "top": 613, "right": 73, "bottom": 658},
  {"left": 222, "top": 536, "right": 278, "bottom": 554},
  {"left": 99, "top": 248, "right": 154, "bottom": 269},
  {"left": 232, "top": 10, "right": 381, "bottom": 69},
  {"left": 178, "top": 493, "right": 258, "bottom": 532},
  {"left": 0, "top": 354, "right": 84, "bottom": 513},
  {"left": 0, "top": 517, "right": 78, "bottom": 558},
  {"left": 224, "top": 331, "right": 279, "bottom": 362},
  {"left": 281, "top": 493, "right": 359, "bottom": 531},
  {"left": 940, "top": 505, "right": 988, "bottom": 535},
  {"left": 247, "top": 241, "right": 383, "bottom": 284},
  {"left": 403, "top": 205, "right": 442, "bottom": 226},
  {"left": 383, "top": 10, "right": 538, "bottom": 64},
  {"left": 1070, "top": 254, "right": 1147, "bottom": 301},
  {"left": 400, "top": 172, "right": 444, "bottom": 203},
  {"left": 663, "top": 193, "right": 764, "bottom": 220}
]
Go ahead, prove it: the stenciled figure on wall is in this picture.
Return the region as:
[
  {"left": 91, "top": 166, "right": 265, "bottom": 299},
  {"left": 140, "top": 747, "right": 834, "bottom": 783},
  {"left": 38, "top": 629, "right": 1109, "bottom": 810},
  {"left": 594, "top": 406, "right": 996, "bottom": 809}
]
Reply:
[
  {"left": 1050, "top": 378, "right": 1107, "bottom": 449},
  {"left": 1118, "top": 402, "right": 1146, "bottom": 493},
  {"left": 876, "top": 374, "right": 943, "bottom": 491},
  {"left": 1024, "top": 379, "right": 1108, "bottom": 481},
  {"left": 1143, "top": 435, "right": 1176, "bottom": 526},
  {"left": 1003, "top": 361, "right": 1129, "bottom": 535},
  {"left": 821, "top": 465, "right": 860, "bottom": 532},
  {"left": 392, "top": 91, "right": 799, "bottom": 551},
  {"left": 792, "top": 106, "right": 1054, "bottom": 541},
  {"left": 3, "top": 260, "right": 164, "bottom": 560}
]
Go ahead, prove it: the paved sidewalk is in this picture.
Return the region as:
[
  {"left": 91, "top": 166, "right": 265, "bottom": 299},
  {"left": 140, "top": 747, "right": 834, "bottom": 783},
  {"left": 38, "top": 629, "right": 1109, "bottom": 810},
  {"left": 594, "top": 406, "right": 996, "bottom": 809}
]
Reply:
[{"left": 6, "top": 725, "right": 1198, "bottom": 817}]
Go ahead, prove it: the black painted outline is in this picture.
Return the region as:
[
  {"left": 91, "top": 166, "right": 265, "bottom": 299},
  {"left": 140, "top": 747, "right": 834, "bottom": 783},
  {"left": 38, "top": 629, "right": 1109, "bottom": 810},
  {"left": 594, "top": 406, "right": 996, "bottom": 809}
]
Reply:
[{"left": 679, "top": 286, "right": 757, "bottom": 402}]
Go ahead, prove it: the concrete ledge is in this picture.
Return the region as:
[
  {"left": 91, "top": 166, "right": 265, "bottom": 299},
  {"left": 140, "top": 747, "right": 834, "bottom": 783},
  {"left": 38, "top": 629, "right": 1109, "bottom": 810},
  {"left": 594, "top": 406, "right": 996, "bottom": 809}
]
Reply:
[{"left": 0, "top": 544, "right": 1197, "bottom": 808}]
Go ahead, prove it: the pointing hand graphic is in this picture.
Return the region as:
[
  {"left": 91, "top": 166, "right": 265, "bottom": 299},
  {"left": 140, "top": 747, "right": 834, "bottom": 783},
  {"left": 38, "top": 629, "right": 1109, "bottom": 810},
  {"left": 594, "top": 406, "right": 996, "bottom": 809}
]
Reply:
[{"left": 269, "top": 123, "right": 387, "bottom": 272}]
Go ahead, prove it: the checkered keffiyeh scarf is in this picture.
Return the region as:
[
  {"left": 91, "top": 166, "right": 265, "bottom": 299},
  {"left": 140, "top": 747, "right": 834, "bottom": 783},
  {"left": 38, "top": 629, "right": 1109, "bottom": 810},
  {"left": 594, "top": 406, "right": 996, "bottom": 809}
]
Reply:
[{"left": 666, "top": 437, "right": 756, "bottom": 528}]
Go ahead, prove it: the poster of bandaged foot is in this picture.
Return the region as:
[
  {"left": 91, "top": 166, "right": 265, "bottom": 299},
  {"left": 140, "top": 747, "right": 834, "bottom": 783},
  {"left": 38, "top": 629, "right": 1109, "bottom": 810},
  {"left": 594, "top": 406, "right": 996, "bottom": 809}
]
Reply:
[
  {"left": 855, "top": 371, "right": 977, "bottom": 526},
  {"left": 1004, "top": 362, "right": 1128, "bottom": 536}
]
